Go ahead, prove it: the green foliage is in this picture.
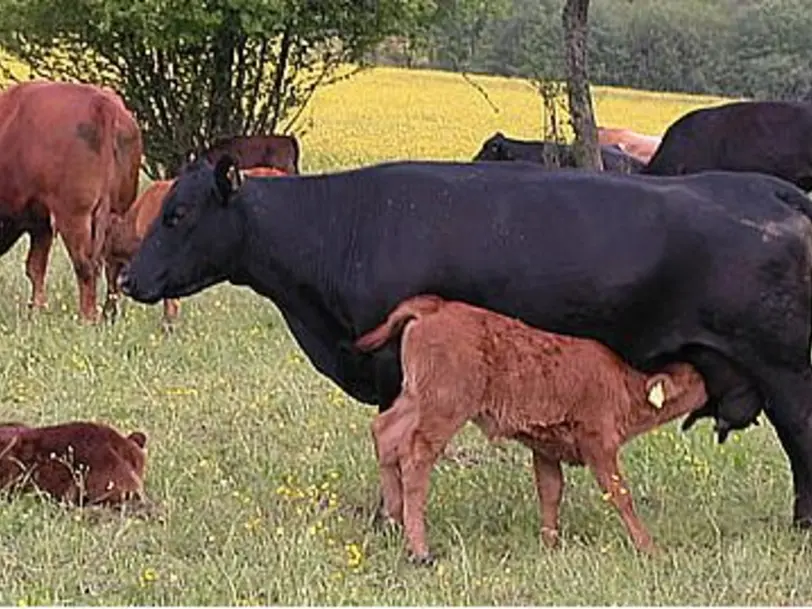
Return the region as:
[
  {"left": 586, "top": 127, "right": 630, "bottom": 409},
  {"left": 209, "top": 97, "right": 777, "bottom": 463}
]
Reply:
[
  {"left": 0, "top": 0, "right": 436, "bottom": 177},
  {"left": 380, "top": 0, "right": 812, "bottom": 102}
]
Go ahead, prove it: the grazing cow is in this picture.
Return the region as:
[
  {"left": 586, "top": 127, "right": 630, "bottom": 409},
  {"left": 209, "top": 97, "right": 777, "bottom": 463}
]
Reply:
[
  {"left": 0, "top": 421, "right": 148, "bottom": 507},
  {"left": 642, "top": 101, "right": 812, "bottom": 191},
  {"left": 355, "top": 295, "right": 708, "bottom": 560},
  {"left": 104, "top": 166, "right": 288, "bottom": 323},
  {"left": 597, "top": 127, "right": 661, "bottom": 164},
  {"left": 0, "top": 80, "right": 143, "bottom": 321},
  {"left": 120, "top": 157, "right": 812, "bottom": 528},
  {"left": 180, "top": 134, "right": 300, "bottom": 177},
  {"left": 473, "top": 132, "right": 644, "bottom": 173}
]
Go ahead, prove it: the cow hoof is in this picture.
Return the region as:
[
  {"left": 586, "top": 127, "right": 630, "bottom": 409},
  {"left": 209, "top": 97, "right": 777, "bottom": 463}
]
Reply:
[
  {"left": 27, "top": 300, "right": 48, "bottom": 312},
  {"left": 102, "top": 303, "right": 119, "bottom": 324},
  {"left": 407, "top": 551, "right": 437, "bottom": 567},
  {"left": 540, "top": 526, "right": 560, "bottom": 549},
  {"left": 792, "top": 514, "right": 812, "bottom": 530}
]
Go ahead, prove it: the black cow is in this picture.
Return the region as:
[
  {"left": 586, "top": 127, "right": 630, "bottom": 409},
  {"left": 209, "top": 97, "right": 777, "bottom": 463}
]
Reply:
[
  {"left": 642, "top": 101, "right": 812, "bottom": 191},
  {"left": 473, "top": 132, "right": 644, "bottom": 173},
  {"left": 120, "top": 158, "right": 812, "bottom": 528}
]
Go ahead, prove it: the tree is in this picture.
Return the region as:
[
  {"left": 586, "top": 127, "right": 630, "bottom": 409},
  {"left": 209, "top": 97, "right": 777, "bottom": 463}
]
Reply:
[
  {"left": 0, "top": 0, "right": 435, "bottom": 177},
  {"left": 561, "top": 0, "right": 601, "bottom": 170}
]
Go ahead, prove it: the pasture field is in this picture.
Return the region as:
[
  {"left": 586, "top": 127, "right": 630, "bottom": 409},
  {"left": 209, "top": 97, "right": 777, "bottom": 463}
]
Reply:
[{"left": 0, "top": 66, "right": 809, "bottom": 605}]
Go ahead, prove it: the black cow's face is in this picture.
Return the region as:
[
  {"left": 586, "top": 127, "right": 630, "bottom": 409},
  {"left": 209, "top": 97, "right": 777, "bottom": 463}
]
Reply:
[
  {"left": 473, "top": 133, "right": 510, "bottom": 161},
  {"left": 121, "top": 155, "right": 245, "bottom": 303}
]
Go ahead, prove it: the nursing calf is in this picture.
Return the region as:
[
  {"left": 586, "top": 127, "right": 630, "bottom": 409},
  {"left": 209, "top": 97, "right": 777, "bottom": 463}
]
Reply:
[
  {"left": 0, "top": 421, "right": 148, "bottom": 507},
  {"left": 356, "top": 295, "right": 708, "bottom": 562}
]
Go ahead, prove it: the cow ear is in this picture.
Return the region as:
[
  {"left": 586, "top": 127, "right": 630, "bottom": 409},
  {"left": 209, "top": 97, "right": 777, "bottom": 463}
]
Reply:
[
  {"left": 644, "top": 373, "right": 678, "bottom": 409},
  {"left": 214, "top": 154, "right": 242, "bottom": 202}
]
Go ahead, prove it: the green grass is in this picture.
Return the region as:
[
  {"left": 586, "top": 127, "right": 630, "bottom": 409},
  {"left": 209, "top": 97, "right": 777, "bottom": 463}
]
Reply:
[{"left": 0, "top": 67, "right": 811, "bottom": 605}]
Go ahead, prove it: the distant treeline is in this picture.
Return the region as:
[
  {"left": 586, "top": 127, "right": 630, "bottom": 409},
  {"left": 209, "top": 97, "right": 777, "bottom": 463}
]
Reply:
[{"left": 371, "top": 0, "right": 812, "bottom": 101}]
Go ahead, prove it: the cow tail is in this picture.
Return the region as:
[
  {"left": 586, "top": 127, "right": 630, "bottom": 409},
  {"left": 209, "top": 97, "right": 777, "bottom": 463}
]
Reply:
[
  {"left": 354, "top": 294, "right": 445, "bottom": 352},
  {"left": 89, "top": 95, "right": 117, "bottom": 267}
]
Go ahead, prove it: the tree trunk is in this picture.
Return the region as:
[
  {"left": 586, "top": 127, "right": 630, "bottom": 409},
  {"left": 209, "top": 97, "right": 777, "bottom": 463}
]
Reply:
[
  {"left": 208, "top": 7, "right": 240, "bottom": 139},
  {"left": 562, "top": 0, "right": 603, "bottom": 170}
]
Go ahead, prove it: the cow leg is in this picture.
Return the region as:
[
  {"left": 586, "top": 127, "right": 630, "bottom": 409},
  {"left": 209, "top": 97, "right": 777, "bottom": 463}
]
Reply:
[
  {"left": 25, "top": 220, "right": 54, "bottom": 311},
  {"left": 532, "top": 451, "right": 564, "bottom": 548},
  {"left": 0, "top": 218, "right": 23, "bottom": 257},
  {"left": 759, "top": 366, "right": 812, "bottom": 527},
  {"left": 102, "top": 259, "right": 123, "bottom": 322},
  {"left": 162, "top": 298, "right": 181, "bottom": 329},
  {"left": 53, "top": 212, "right": 100, "bottom": 322},
  {"left": 583, "top": 445, "right": 656, "bottom": 554}
]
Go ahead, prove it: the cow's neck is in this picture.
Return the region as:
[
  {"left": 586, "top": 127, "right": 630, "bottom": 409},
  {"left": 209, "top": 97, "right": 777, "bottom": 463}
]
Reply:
[{"left": 229, "top": 181, "right": 357, "bottom": 335}]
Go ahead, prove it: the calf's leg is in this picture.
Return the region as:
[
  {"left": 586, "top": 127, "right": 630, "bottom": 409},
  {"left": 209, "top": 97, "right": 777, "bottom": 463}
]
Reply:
[
  {"left": 370, "top": 402, "right": 415, "bottom": 525},
  {"left": 583, "top": 444, "right": 655, "bottom": 554},
  {"left": 102, "top": 258, "right": 123, "bottom": 322},
  {"left": 532, "top": 451, "right": 564, "bottom": 548}
]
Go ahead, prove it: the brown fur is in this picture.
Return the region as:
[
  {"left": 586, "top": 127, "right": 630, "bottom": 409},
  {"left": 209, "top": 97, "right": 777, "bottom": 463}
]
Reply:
[
  {"left": 0, "top": 421, "right": 148, "bottom": 507},
  {"left": 203, "top": 134, "right": 300, "bottom": 175},
  {"left": 0, "top": 80, "right": 143, "bottom": 322},
  {"left": 597, "top": 127, "right": 662, "bottom": 164},
  {"left": 356, "top": 295, "right": 708, "bottom": 560},
  {"left": 103, "top": 166, "right": 286, "bottom": 323}
]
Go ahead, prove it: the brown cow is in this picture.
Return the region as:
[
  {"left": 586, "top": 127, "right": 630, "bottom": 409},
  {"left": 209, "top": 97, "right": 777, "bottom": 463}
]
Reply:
[
  {"left": 104, "top": 166, "right": 287, "bottom": 323},
  {"left": 597, "top": 127, "right": 661, "bottom": 164},
  {"left": 196, "top": 134, "right": 300, "bottom": 176},
  {"left": 0, "top": 80, "right": 143, "bottom": 322},
  {"left": 355, "top": 295, "right": 708, "bottom": 563},
  {"left": 0, "top": 421, "right": 148, "bottom": 507}
]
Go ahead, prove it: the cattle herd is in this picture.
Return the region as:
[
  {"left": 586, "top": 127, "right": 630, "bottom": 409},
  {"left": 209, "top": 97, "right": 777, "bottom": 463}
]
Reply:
[{"left": 2, "top": 79, "right": 812, "bottom": 564}]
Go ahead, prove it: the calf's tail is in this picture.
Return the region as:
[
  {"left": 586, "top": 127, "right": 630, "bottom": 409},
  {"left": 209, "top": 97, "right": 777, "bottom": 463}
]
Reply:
[{"left": 355, "top": 294, "right": 445, "bottom": 352}]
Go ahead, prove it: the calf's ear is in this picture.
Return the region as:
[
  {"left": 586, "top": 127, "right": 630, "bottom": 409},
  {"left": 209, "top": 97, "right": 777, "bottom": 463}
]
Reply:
[
  {"left": 214, "top": 154, "right": 242, "bottom": 203},
  {"left": 128, "top": 431, "right": 148, "bottom": 449},
  {"left": 644, "top": 373, "right": 678, "bottom": 409}
]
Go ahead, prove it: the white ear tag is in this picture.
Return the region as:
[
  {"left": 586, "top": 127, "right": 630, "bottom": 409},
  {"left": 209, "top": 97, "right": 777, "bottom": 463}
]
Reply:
[{"left": 647, "top": 381, "right": 665, "bottom": 409}]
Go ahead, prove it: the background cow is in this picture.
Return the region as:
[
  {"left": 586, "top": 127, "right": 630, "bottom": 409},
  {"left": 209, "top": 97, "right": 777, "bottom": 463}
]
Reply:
[
  {"left": 597, "top": 126, "right": 662, "bottom": 164},
  {"left": 0, "top": 80, "right": 143, "bottom": 321},
  {"left": 181, "top": 134, "right": 300, "bottom": 177},
  {"left": 641, "top": 100, "right": 812, "bottom": 191},
  {"left": 104, "top": 166, "right": 288, "bottom": 324},
  {"left": 474, "top": 132, "right": 644, "bottom": 173}
]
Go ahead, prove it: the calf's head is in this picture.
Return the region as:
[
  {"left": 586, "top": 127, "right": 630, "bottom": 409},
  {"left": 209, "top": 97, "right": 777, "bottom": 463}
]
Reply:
[
  {"left": 120, "top": 155, "right": 245, "bottom": 303},
  {"left": 644, "top": 362, "right": 708, "bottom": 414}
]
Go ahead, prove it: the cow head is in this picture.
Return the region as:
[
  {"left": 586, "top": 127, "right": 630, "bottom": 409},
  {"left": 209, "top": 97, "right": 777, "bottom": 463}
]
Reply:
[
  {"left": 473, "top": 132, "right": 511, "bottom": 161},
  {"left": 120, "top": 155, "right": 245, "bottom": 303}
]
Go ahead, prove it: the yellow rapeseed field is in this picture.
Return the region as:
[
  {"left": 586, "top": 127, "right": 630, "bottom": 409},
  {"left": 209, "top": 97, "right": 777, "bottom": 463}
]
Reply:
[{"left": 297, "top": 66, "right": 732, "bottom": 170}]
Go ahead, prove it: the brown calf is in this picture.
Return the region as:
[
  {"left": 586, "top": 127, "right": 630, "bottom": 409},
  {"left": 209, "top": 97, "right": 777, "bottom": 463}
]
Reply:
[
  {"left": 104, "top": 166, "right": 287, "bottom": 323},
  {"left": 597, "top": 127, "right": 661, "bottom": 164},
  {"left": 355, "top": 295, "right": 708, "bottom": 562},
  {"left": 0, "top": 81, "right": 142, "bottom": 321},
  {"left": 0, "top": 421, "right": 148, "bottom": 507}
]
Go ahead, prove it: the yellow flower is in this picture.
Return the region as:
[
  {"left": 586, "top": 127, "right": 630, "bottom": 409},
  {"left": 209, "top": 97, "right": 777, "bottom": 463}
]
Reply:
[
  {"left": 345, "top": 542, "right": 364, "bottom": 568},
  {"left": 140, "top": 567, "right": 158, "bottom": 587}
]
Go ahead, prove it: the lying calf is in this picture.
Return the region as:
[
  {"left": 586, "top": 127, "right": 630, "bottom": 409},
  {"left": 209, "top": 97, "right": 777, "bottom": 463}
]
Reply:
[
  {"left": 0, "top": 421, "right": 148, "bottom": 506},
  {"left": 355, "top": 295, "right": 708, "bottom": 562}
]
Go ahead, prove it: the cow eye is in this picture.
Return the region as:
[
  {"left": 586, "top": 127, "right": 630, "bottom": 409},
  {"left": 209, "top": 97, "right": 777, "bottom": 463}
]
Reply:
[{"left": 164, "top": 205, "right": 187, "bottom": 228}]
